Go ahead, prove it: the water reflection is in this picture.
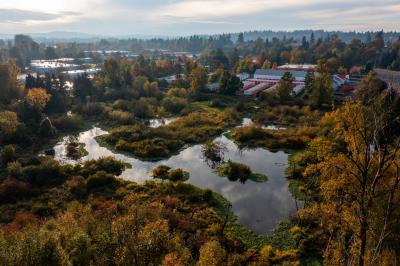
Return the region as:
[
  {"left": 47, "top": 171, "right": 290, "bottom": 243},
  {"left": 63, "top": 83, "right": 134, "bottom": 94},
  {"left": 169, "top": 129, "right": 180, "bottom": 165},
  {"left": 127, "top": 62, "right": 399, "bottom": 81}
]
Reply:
[
  {"left": 53, "top": 127, "right": 299, "bottom": 234},
  {"left": 241, "top": 118, "right": 287, "bottom": 130},
  {"left": 148, "top": 118, "right": 177, "bottom": 128}
]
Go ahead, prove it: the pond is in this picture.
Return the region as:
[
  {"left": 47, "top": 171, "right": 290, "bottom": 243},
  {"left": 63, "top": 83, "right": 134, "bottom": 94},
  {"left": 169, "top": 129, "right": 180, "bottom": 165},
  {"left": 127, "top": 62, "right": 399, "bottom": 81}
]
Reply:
[{"left": 53, "top": 126, "right": 300, "bottom": 234}]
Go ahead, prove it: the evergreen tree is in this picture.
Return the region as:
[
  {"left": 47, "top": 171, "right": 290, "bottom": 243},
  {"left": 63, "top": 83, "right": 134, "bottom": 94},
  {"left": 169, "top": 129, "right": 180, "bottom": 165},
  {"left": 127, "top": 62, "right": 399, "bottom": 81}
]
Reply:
[
  {"left": 237, "top": 33, "right": 244, "bottom": 44},
  {"left": 310, "top": 72, "right": 333, "bottom": 109},
  {"left": 188, "top": 65, "right": 208, "bottom": 97},
  {"left": 74, "top": 74, "right": 95, "bottom": 101},
  {"left": 304, "top": 70, "right": 315, "bottom": 97},
  {"left": 275, "top": 72, "right": 294, "bottom": 103},
  {"left": 301, "top": 36, "right": 309, "bottom": 50},
  {"left": 218, "top": 71, "right": 242, "bottom": 95}
]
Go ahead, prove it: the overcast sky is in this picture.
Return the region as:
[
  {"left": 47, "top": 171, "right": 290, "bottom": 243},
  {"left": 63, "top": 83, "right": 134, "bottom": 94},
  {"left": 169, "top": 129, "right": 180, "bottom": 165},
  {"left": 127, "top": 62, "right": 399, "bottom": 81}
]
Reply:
[{"left": 0, "top": 0, "right": 399, "bottom": 36}]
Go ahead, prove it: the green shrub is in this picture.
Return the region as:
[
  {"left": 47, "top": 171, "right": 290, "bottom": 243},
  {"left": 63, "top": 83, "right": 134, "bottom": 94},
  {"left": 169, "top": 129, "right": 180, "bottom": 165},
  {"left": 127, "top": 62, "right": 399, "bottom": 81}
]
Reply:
[
  {"left": 64, "top": 176, "right": 87, "bottom": 197},
  {"left": 86, "top": 171, "right": 119, "bottom": 191},
  {"left": 75, "top": 102, "right": 105, "bottom": 117},
  {"left": 7, "top": 161, "right": 23, "bottom": 178},
  {"left": 21, "top": 158, "right": 66, "bottom": 187},
  {"left": 77, "top": 157, "right": 126, "bottom": 177},
  {"left": 217, "top": 160, "right": 251, "bottom": 183},
  {"left": 113, "top": 99, "right": 133, "bottom": 111},
  {"left": 162, "top": 97, "right": 188, "bottom": 114},
  {"left": 151, "top": 165, "right": 171, "bottom": 180},
  {"left": 151, "top": 165, "right": 190, "bottom": 182},
  {"left": 117, "top": 139, "right": 183, "bottom": 159},
  {"left": 103, "top": 109, "right": 240, "bottom": 160},
  {"left": 52, "top": 115, "right": 83, "bottom": 132},
  {"left": 66, "top": 142, "right": 88, "bottom": 160},
  {"left": 230, "top": 126, "right": 272, "bottom": 143},
  {"left": 0, "top": 177, "right": 30, "bottom": 203},
  {"left": 217, "top": 160, "right": 268, "bottom": 183},
  {"left": 107, "top": 110, "right": 134, "bottom": 124},
  {"left": 1, "top": 145, "right": 16, "bottom": 165},
  {"left": 168, "top": 169, "right": 190, "bottom": 182},
  {"left": 252, "top": 105, "right": 321, "bottom": 126},
  {"left": 166, "top": 88, "right": 188, "bottom": 98},
  {"left": 133, "top": 98, "right": 155, "bottom": 118},
  {"left": 210, "top": 99, "right": 224, "bottom": 108}
]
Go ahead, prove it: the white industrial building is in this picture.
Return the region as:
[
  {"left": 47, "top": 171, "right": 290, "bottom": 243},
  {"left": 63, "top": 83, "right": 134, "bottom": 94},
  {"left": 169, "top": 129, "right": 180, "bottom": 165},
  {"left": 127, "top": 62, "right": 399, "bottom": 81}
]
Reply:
[
  {"left": 277, "top": 64, "right": 316, "bottom": 71},
  {"left": 237, "top": 73, "right": 250, "bottom": 81},
  {"left": 30, "top": 60, "right": 80, "bottom": 74},
  {"left": 254, "top": 69, "right": 308, "bottom": 82},
  {"left": 62, "top": 68, "right": 100, "bottom": 79}
]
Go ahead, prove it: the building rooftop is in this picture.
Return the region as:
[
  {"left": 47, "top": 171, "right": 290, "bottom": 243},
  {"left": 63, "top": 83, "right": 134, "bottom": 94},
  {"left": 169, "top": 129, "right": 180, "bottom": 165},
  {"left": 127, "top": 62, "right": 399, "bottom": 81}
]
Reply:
[
  {"left": 254, "top": 69, "right": 308, "bottom": 78},
  {"left": 375, "top": 69, "right": 400, "bottom": 92},
  {"left": 277, "top": 64, "right": 316, "bottom": 70},
  {"left": 62, "top": 68, "right": 100, "bottom": 74},
  {"left": 30, "top": 61, "right": 80, "bottom": 69}
]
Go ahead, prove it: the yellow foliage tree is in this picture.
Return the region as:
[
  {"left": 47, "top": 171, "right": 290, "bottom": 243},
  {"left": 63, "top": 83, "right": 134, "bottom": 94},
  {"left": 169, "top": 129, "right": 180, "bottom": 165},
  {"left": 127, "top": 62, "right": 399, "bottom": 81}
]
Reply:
[
  {"left": 197, "top": 240, "right": 226, "bottom": 266},
  {"left": 26, "top": 88, "right": 51, "bottom": 111},
  {"left": 302, "top": 102, "right": 400, "bottom": 266},
  {"left": 0, "top": 111, "right": 18, "bottom": 138}
]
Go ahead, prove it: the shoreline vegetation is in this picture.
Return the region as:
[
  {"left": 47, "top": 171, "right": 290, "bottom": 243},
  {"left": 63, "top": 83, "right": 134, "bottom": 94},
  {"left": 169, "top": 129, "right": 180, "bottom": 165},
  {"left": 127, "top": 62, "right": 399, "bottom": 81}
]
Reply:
[
  {"left": 2, "top": 29, "right": 400, "bottom": 264},
  {"left": 98, "top": 109, "right": 241, "bottom": 161},
  {"left": 0, "top": 154, "right": 302, "bottom": 264},
  {"left": 216, "top": 160, "right": 269, "bottom": 183},
  {"left": 228, "top": 125, "right": 317, "bottom": 151}
]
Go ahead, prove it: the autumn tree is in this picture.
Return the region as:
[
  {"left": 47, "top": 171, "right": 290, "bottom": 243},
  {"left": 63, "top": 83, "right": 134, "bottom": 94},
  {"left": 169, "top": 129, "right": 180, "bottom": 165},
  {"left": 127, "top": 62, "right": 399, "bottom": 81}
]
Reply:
[
  {"left": 26, "top": 88, "right": 51, "bottom": 111},
  {"left": 0, "top": 111, "right": 18, "bottom": 144},
  {"left": 309, "top": 73, "right": 333, "bottom": 109},
  {"left": 356, "top": 71, "right": 385, "bottom": 105},
  {"left": 101, "top": 58, "right": 132, "bottom": 89},
  {"left": 262, "top": 59, "right": 272, "bottom": 69},
  {"left": 74, "top": 73, "right": 95, "bottom": 101},
  {"left": 10, "top": 35, "right": 40, "bottom": 67},
  {"left": 304, "top": 69, "right": 315, "bottom": 96},
  {"left": 197, "top": 240, "right": 226, "bottom": 266},
  {"left": 237, "top": 55, "right": 255, "bottom": 74},
  {"left": 143, "top": 81, "right": 159, "bottom": 98},
  {"left": 218, "top": 71, "right": 242, "bottom": 95},
  {"left": 275, "top": 71, "right": 295, "bottom": 103},
  {"left": 0, "top": 62, "right": 23, "bottom": 105},
  {"left": 302, "top": 96, "right": 400, "bottom": 265},
  {"left": 188, "top": 65, "right": 208, "bottom": 97}
]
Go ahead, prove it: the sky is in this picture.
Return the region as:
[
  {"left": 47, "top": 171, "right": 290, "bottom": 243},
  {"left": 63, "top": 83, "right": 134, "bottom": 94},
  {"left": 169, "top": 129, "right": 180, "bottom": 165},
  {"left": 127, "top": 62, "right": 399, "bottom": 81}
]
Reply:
[{"left": 0, "top": 0, "right": 399, "bottom": 36}]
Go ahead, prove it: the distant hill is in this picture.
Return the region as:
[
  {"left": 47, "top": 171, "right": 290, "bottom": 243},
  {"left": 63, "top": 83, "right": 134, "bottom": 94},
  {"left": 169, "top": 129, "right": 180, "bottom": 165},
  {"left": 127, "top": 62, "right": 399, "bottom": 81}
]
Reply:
[
  {"left": 0, "top": 31, "right": 176, "bottom": 42},
  {"left": 0, "top": 34, "right": 14, "bottom": 39},
  {"left": 0, "top": 31, "right": 97, "bottom": 41},
  {"left": 31, "top": 31, "right": 96, "bottom": 39}
]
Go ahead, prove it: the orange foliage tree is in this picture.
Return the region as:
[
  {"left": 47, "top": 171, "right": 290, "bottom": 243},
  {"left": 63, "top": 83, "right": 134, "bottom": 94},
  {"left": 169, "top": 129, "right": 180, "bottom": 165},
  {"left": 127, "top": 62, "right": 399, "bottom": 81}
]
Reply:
[
  {"left": 302, "top": 101, "right": 400, "bottom": 266},
  {"left": 26, "top": 88, "right": 51, "bottom": 111}
]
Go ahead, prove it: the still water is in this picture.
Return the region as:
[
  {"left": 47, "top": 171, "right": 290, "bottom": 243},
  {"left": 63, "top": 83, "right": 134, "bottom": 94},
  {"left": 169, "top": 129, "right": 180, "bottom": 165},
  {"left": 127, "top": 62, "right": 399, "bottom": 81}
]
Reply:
[
  {"left": 148, "top": 117, "right": 177, "bottom": 128},
  {"left": 53, "top": 126, "right": 299, "bottom": 234}
]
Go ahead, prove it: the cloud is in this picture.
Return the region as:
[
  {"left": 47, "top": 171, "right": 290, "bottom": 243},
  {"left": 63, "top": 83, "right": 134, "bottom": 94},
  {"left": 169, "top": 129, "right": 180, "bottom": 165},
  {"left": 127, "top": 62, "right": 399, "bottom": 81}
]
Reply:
[
  {"left": 159, "top": 15, "right": 243, "bottom": 25},
  {"left": 0, "top": 8, "right": 79, "bottom": 23},
  {"left": 0, "top": 0, "right": 399, "bottom": 34},
  {"left": 297, "top": 2, "right": 400, "bottom": 31},
  {"left": 153, "top": 0, "right": 305, "bottom": 19},
  {"left": 152, "top": 0, "right": 400, "bottom": 22},
  {"left": 144, "top": 0, "right": 400, "bottom": 32}
]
